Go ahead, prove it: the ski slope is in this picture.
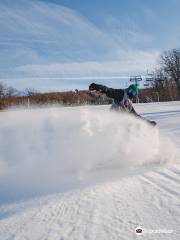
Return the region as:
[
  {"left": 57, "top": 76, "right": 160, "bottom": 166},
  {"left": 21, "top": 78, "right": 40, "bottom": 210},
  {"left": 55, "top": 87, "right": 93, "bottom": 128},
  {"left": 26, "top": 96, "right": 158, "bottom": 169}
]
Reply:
[{"left": 0, "top": 101, "right": 180, "bottom": 240}]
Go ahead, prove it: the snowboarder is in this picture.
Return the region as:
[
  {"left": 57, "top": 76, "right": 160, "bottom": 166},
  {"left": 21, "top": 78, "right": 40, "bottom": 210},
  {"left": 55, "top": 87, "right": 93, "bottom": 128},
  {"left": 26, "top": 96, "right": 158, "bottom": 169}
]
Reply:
[{"left": 89, "top": 83, "right": 156, "bottom": 126}]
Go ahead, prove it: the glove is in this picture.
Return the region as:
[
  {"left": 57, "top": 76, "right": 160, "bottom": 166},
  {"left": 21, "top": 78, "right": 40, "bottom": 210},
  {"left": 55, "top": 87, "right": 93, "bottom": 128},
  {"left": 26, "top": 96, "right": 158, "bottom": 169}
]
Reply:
[
  {"left": 89, "top": 83, "right": 100, "bottom": 91},
  {"left": 89, "top": 83, "right": 107, "bottom": 93}
]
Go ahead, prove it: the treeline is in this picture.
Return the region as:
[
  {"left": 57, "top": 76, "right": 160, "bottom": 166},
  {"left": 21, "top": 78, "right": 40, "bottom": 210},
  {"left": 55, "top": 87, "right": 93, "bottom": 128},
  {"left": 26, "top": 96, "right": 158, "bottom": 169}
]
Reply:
[
  {"left": 139, "top": 85, "right": 178, "bottom": 103},
  {"left": 0, "top": 86, "right": 112, "bottom": 110}
]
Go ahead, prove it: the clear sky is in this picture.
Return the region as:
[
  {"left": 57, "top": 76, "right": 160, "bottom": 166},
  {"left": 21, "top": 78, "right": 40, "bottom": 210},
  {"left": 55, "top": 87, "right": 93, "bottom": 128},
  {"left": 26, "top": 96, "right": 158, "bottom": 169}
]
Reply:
[{"left": 0, "top": 0, "right": 180, "bottom": 91}]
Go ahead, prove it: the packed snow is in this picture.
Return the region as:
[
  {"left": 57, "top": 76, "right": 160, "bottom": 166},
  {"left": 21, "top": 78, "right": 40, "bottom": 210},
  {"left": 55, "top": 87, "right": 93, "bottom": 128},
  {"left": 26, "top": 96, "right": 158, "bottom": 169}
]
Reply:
[{"left": 0, "top": 101, "right": 180, "bottom": 239}]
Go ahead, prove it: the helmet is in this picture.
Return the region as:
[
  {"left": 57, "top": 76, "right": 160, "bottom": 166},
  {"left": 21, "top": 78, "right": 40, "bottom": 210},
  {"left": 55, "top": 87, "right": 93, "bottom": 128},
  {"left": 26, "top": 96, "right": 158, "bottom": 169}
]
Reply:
[{"left": 128, "top": 84, "right": 138, "bottom": 96}]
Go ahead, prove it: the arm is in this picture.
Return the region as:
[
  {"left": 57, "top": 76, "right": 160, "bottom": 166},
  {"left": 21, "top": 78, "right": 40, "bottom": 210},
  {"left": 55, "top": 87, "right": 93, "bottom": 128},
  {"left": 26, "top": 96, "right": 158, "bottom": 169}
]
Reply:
[{"left": 89, "top": 83, "right": 124, "bottom": 101}]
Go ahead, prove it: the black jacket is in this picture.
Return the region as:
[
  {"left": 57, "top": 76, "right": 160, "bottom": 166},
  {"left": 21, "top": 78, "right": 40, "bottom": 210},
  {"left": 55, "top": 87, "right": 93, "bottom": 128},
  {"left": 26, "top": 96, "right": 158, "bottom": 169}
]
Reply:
[{"left": 89, "top": 83, "right": 139, "bottom": 117}]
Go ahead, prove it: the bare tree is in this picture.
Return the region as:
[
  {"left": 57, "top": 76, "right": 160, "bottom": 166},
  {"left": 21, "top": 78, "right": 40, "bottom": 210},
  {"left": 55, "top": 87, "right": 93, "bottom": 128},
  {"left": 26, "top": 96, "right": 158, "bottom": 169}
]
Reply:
[
  {"left": 5, "top": 86, "right": 18, "bottom": 97},
  {"left": 0, "top": 82, "right": 6, "bottom": 98},
  {"left": 151, "top": 68, "right": 177, "bottom": 101},
  {"left": 25, "top": 88, "right": 38, "bottom": 96},
  {"left": 160, "top": 48, "right": 180, "bottom": 98},
  {"left": 0, "top": 82, "right": 18, "bottom": 98}
]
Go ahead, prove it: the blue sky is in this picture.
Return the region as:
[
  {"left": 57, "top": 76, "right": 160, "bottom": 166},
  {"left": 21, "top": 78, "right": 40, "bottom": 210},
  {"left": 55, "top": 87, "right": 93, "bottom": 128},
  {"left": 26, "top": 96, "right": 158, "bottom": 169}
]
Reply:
[
  {"left": 0, "top": 0, "right": 180, "bottom": 91},
  {"left": 42, "top": 0, "right": 180, "bottom": 50}
]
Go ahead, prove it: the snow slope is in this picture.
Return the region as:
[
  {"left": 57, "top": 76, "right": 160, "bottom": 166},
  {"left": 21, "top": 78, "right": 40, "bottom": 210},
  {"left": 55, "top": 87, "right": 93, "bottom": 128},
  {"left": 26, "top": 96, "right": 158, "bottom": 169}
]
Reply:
[{"left": 0, "top": 101, "right": 180, "bottom": 239}]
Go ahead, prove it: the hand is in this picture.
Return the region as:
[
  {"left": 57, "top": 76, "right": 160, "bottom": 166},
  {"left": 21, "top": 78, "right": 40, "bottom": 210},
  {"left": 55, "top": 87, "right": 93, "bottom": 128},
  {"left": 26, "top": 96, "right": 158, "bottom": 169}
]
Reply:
[{"left": 89, "top": 83, "right": 107, "bottom": 93}]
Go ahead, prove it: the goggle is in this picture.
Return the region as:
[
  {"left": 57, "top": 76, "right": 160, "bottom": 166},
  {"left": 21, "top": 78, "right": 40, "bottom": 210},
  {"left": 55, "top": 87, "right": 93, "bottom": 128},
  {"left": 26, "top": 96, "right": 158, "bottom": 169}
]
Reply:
[{"left": 128, "top": 88, "right": 137, "bottom": 96}]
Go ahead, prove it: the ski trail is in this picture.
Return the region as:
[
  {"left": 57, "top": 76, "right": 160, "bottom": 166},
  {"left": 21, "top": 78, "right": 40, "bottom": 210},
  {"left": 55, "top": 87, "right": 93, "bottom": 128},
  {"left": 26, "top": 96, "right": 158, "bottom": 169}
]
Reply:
[{"left": 1, "top": 167, "right": 180, "bottom": 240}]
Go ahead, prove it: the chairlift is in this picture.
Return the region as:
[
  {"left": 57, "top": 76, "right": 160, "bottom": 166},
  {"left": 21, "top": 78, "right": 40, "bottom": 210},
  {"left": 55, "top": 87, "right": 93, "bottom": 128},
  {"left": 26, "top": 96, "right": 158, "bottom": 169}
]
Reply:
[
  {"left": 130, "top": 76, "right": 136, "bottom": 82},
  {"left": 146, "top": 77, "right": 153, "bottom": 82},
  {"left": 147, "top": 73, "right": 153, "bottom": 77},
  {"left": 145, "top": 73, "right": 154, "bottom": 82},
  {"left": 130, "top": 75, "right": 142, "bottom": 82}
]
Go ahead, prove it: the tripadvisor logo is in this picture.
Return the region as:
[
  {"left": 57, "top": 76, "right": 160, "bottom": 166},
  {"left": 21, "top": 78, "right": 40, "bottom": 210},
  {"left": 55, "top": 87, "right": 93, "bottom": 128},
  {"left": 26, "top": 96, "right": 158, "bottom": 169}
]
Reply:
[
  {"left": 135, "top": 227, "right": 143, "bottom": 235},
  {"left": 135, "top": 227, "right": 173, "bottom": 235}
]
